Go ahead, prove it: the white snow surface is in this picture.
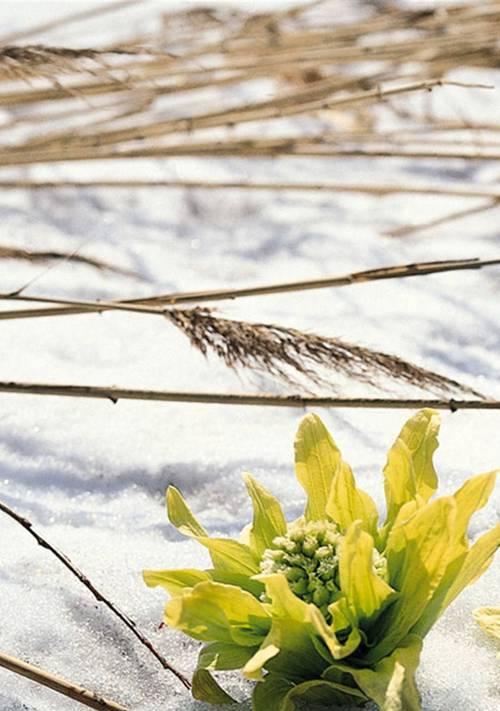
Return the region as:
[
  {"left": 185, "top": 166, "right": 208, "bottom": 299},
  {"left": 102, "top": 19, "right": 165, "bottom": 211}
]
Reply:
[{"left": 0, "top": 2, "right": 499, "bottom": 710}]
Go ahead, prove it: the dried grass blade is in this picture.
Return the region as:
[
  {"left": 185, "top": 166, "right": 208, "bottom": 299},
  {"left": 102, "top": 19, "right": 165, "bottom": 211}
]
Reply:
[
  {"left": 0, "top": 381, "right": 494, "bottom": 411},
  {"left": 0, "top": 244, "right": 137, "bottom": 276},
  {"left": 0, "top": 650, "right": 128, "bottom": 711}
]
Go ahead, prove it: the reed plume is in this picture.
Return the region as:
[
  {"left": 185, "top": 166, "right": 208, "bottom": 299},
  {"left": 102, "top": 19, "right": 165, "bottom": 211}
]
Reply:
[{"left": 165, "top": 308, "right": 482, "bottom": 397}]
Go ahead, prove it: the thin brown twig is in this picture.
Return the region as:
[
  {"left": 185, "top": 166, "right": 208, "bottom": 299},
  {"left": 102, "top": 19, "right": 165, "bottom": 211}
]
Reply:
[
  {"left": 1, "top": 258, "right": 498, "bottom": 319},
  {"left": 385, "top": 199, "right": 500, "bottom": 238},
  {"left": 0, "top": 178, "right": 497, "bottom": 200},
  {"left": 0, "top": 381, "right": 494, "bottom": 411},
  {"left": 0, "top": 650, "right": 129, "bottom": 711},
  {"left": 0, "top": 500, "right": 191, "bottom": 691},
  {"left": 138, "top": 257, "right": 500, "bottom": 305},
  {"left": 1, "top": 141, "right": 499, "bottom": 168},
  {"left": 0, "top": 244, "right": 137, "bottom": 277}
]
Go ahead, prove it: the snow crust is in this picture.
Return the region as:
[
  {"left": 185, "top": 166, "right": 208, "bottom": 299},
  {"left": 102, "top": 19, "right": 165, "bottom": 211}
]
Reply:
[{"left": 0, "top": 2, "right": 499, "bottom": 710}]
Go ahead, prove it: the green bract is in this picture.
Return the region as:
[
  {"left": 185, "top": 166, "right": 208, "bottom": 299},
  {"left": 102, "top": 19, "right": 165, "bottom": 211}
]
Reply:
[{"left": 144, "top": 410, "right": 499, "bottom": 710}]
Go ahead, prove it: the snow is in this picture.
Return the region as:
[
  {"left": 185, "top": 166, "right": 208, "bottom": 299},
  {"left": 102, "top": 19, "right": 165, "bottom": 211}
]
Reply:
[{"left": 0, "top": 2, "right": 499, "bottom": 710}]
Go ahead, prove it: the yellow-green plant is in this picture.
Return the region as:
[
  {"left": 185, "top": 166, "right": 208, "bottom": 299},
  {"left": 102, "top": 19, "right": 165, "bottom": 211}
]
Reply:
[
  {"left": 473, "top": 607, "right": 500, "bottom": 659},
  {"left": 144, "top": 410, "right": 499, "bottom": 710}
]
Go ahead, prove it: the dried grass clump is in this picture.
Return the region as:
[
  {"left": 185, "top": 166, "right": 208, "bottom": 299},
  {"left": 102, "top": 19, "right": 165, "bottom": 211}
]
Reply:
[
  {"left": 0, "top": 0, "right": 497, "bottom": 170},
  {"left": 0, "top": 45, "right": 143, "bottom": 82}
]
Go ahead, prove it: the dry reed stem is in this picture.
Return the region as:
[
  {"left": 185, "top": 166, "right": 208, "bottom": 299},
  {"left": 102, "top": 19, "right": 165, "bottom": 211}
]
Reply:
[
  {"left": 15, "top": 79, "right": 486, "bottom": 152},
  {"left": 0, "top": 381, "right": 494, "bottom": 411},
  {"left": 1, "top": 140, "right": 499, "bottom": 168},
  {"left": 0, "top": 652, "right": 127, "bottom": 711},
  {"left": 1, "top": 258, "right": 498, "bottom": 317},
  {"left": 141, "top": 258, "right": 500, "bottom": 305},
  {"left": 0, "top": 651, "right": 128, "bottom": 711},
  {"left": 0, "top": 244, "right": 137, "bottom": 276},
  {"left": 0, "top": 499, "right": 191, "bottom": 690},
  {"left": 0, "top": 178, "right": 498, "bottom": 199},
  {"left": 0, "top": 0, "right": 495, "bottom": 181},
  {"left": 386, "top": 199, "right": 500, "bottom": 238}
]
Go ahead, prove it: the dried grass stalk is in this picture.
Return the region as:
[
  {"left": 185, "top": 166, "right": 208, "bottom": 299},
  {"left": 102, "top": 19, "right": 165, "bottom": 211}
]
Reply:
[
  {"left": 0, "top": 179, "right": 498, "bottom": 200},
  {"left": 0, "top": 0, "right": 496, "bottom": 186},
  {"left": 0, "top": 381, "right": 493, "bottom": 411},
  {"left": 0, "top": 244, "right": 136, "bottom": 276},
  {"left": 0, "top": 651, "right": 128, "bottom": 711},
  {"left": 0, "top": 499, "right": 191, "bottom": 690}
]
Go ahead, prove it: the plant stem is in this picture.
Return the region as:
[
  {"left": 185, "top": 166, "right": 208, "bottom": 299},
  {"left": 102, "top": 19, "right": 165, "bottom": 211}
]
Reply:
[
  {"left": 0, "top": 650, "right": 129, "bottom": 711},
  {"left": 0, "top": 381, "right": 496, "bottom": 410},
  {"left": 0, "top": 500, "right": 191, "bottom": 691}
]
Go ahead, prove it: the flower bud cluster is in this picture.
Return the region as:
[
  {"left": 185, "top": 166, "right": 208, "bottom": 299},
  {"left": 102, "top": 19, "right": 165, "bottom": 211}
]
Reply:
[
  {"left": 260, "top": 519, "right": 388, "bottom": 619},
  {"left": 260, "top": 520, "right": 343, "bottom": 618}
]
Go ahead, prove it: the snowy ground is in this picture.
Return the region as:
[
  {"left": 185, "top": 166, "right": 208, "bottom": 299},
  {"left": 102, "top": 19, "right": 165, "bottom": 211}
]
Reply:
[{"left": 0, "top": 2, "right": 499, "bottom": 710}]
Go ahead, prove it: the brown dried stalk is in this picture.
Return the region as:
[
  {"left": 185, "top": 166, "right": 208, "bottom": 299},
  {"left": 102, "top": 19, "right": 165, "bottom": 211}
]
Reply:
[
  {"left": 164, "top": 307, "right": 482, "bottom": 397},
  {"left": 386, "top": 199, "right": 500, "bottom": 238},
  {"left": 11, "top": 78, "right": 486, "bottom": 151},
  {"left": 0, "top": 244, "right": 137, "bottom": 276},
  {"left": 0, "top": 178, "right": 498, "bottom": 200},
  {"left": 0, "top": 381, "right": 494, "bottom": 411},
  {"left": 0, "top": 650, "right": 128, "bottom": 711},
  {"left": 1, "top": 139, "right": 498, "bottom": 169},
  {"left": 0, "top": 0, "right": 496, "bottom": 179},
  {"left": 0, "top": 499, "right": 191, "bottom": 691},
  {"left": 1, "top": 257, "right": 498, "bottom": 317}
]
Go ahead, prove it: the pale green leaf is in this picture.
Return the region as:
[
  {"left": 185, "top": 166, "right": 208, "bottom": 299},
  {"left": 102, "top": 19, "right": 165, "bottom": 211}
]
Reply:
[
  {"left": 295, "top": 414, "right": 344, "bottom": 521},
  {"left": 198, "top": 642, "right": 258, "bottom": 671},
  {"left": 256, "top": 572, "right": 309, "bottom": 621},
  {"left": 410, "top": 472, "right": 497, "bottom": 638},
  {"left": 383, "top": 409, "right": 440, "bottom": 529},
  {"left": 326, "top": 460, "right": 379, "bottom": 538},
  {"left": 166, "top": 485, "right": 260, "bottom": 576},
  {"left": 281, "top": 678, "right": 367, "bottom": 710},
  {"left": 243, "top": 643, "right": 280, "bottom": 680},
  {"left": 452, "top": 471, "right": 497, "bottom": 547},
  {"left": 252, "top": 574, "right": 330, "bottom": 680},
  {"left": 244, "top": 473, "right": 286, "bottom": 557},
  {"left": 339, "top": 521, "right": 397, "bottom": 628},
  {"left": 166, "top": 485, "right": 207, "bottom": 537},
  {"left": 165, "top": 580, "right": 270, "bottom": 646},
  {"left": 210, "top": 569, "right": 264, "bottom": 597},
  {"left": 192, "top": 669, "right": 236, "bottom": 705},
  {"left": 473, "top": 607, "right": 500, "bottom": 643},
  {"left": 142, "top": 568, "right": 211, "bottom": 596},
  {"left": 309, "top": 603, "right": 362, "bottom": 660},
  {"left": 252, "top": 674, "right": 294, "bottom": 711},
  {"left": 349, "top": 635, "right": 422, "bottom": 711},
  {"left": 384, "top": 663, "right": 406, "bottom": 711},
  {"left": 197, "top": 536, "right": 260, "bottom": 576},
  {"left": 400, "top": 409, "right": 440, "bottom": 500},
  {"left": 441, "top": 524, "right": 500, "bottom": 613},
  {"left": 368, "top": 497, "right": 455, "bottom": 661}
]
